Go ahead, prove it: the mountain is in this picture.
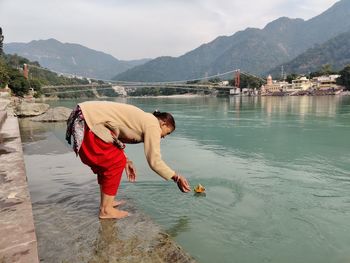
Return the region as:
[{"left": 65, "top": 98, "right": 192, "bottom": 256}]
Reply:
[
  {"left": 4, "top": 39, "right": 150, "bottom": 80},
  {"left": 113, "top": 0, "right": 350, "bottom": 82},
  {"left": 268, "top": 30, "right": 350, "bottom": 76}
]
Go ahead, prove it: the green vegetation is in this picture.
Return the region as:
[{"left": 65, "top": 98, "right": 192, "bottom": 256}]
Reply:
[
  {"left": 28, "top": 66, "right": 89, "bottom": 86},
  {"left": 7, "top": 67, "right": 30, "bottom": 96},
  {"left": 336, "top": 65, "right": 350, "bottom": 90},
  {"left": 0, "top": 54, "right": 40, "bottom": 96},
  {"left": 0, "top": 58, "right": 10, "bottom": 88},
  {"left": 4, "top": 53, "right": 40, "bottom": 68},
  {"left": 186, "top": 80, "right": 200, "bottom": 84},
  {"left": 0, "top": 53, "right": 94, "bottom": 97},
  {"left": 285, "top": 73, "right": 298, "bottom": 83},
  {"left": 208, "top": 78, "right": 221, "bottom": 84},
  {"left": 284, "top": 65, "right": 337, "bottom": 83},
  {"left": 307, "top": 64, "right": 337, "bottom": 79},
  {"left": 229, "top": 74, "right": 264, "bottom": 89}
]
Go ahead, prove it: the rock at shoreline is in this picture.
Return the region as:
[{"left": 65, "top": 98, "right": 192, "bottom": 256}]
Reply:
[
  {"left": 31, "top": 107, "right": 72, "bottom": 122},
  {"left": 15, "top": 102, "right": 50, "bottom": 117}
]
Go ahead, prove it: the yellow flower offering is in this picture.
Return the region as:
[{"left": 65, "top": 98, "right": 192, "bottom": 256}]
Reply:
[{"left": 194, "top": 184, "right": 206, "bottom": 193}]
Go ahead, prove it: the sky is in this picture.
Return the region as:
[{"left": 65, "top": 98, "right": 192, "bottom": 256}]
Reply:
[{"left": 0, "top": 0, "right": 340, "bottom": 60}]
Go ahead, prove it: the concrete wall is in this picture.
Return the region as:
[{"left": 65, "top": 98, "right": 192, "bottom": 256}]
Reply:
[{"left": 0, "top": 99, "right": 39, "bottom": 263}]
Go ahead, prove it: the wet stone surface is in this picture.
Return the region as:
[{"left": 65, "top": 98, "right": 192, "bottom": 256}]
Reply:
[{"left": 33, "top": 190, "right": 196, "bottom": 263}]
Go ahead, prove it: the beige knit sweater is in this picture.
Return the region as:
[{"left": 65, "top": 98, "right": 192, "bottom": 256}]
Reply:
[{"left": 79, "top": 101, "right": 175, "bottom": 180}]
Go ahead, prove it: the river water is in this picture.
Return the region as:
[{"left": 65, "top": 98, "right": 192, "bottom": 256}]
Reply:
[{"left": 20, "top": 95, "right": 350, "bottom": 263}]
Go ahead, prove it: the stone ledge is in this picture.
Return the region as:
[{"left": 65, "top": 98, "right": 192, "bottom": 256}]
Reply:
[{"left": 0, "top": 111, "right": 39, "bottom": 263}]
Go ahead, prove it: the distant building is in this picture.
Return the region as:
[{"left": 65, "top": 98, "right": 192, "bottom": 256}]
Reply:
[
  {"left": 112, "top": 85, "right": 127, "bottom": 96},
  {"left": 219, "top": 80, "right": 229, "bottom": 86},
  {"left": 312, "top": 75, "right": 340, "bottom": 90},
  {"left": 261, "top": 74, "right": 342, "bottom": 95},
  {"left": 291, "top": 76, "right": 312, "bottom": 91},
  {"left": 261, "top": 75, "right": 289, "bottom": 94},
  {"left": 229, "top": 87, "right": 240, "bottom": 95}
]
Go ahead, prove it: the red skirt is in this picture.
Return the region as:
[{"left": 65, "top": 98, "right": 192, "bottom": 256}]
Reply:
[{"left": 79, "top": 126, "right": 126, "bottom": 196}]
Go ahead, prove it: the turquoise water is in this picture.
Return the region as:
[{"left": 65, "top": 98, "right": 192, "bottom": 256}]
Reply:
[{"left": 21, "top": 96, "right": 350, "bottom": 263}]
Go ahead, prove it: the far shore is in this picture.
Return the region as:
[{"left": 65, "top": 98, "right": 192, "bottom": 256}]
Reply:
[
  {"left": 31, "top": 92, "right": 212, "bottom": 102},
  {"left": 131, "top": 93, "right": 213, "bottom": 98},
  {"left": 3, "top": 90, "right": 349, "bottom": 104}
]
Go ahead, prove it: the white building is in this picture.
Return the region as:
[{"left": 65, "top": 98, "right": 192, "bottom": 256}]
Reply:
[
  {"left": 219, "top": 80, "right": 229, "bottom": 86},
  {"left": 291, "top": 76, "right": 312, "bottom": 91},
  {"left": 112, "top": 85, "right": 127, "bottom": 96}
]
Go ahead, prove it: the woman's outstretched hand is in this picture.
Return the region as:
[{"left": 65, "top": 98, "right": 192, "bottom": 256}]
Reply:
[
  {"left": 125, "top": 160, "right": 137, "bottom": 182},
  {"left": 172, "top": 174, "right": 191, "bottom": 193}
]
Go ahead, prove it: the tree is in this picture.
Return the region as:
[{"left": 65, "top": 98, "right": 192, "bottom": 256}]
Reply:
[
  {"left": 8, "top": 68, "right": 30, "bottom": 96},
  {"left": 336, "top": 65, "right": 350, "bottom": 90},
  {"left": 286, "top": 73, "right": 298, "bottom": 83},
  {"left": 0, "top": 58, "right": 9, "bottom": 88},
  {"left": 229, "top": 74, "right": 264, "bottom": 89},
  {"left": 208, "top": 77, "right": 221, "bottom": 83},
  {"left": 320, "top": 64, "right": 335, "bottom": 75},
  {"left": 186, "top": 80, "right": 200, "bottom": 84},
  {"left": 29, "top": 78, "right": 41, "bottom": 91},
  {"left": 29, "top": 78, "right": 43, "bottom": 97},
  {"left": 309, "top": 64, "right": 337, "bottom": 78},
  {"left": 2, "top": 53, "right": 108, "bottom": 98}
]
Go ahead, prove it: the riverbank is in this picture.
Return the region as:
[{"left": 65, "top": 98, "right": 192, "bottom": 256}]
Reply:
[{"left": 0, "top": 99, "right": 39, "bottom": 263}]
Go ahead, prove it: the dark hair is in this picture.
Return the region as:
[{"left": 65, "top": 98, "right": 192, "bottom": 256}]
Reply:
[{"left": 153, "top": 110, "right": 176, "bottom": 130}]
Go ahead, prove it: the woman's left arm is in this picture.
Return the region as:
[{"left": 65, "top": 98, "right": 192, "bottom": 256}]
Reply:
[{"left": 143, "top": 126, "right": 179, "bottom": 181}]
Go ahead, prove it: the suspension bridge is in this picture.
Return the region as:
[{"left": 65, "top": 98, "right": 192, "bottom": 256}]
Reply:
[{"left": 27, "top": 64, "right": 266, "bottom": 96}]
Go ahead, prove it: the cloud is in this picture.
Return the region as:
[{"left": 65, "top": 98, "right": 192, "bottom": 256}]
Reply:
[{"left": 0, "top": 0, "right": 339, "bottom": 60}]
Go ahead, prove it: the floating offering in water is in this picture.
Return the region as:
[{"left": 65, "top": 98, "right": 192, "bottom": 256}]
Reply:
[{"left": 194, "top": 184, "right": 206, "bottom": 193}]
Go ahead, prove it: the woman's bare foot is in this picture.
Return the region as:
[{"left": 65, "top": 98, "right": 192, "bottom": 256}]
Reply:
[
  {"left": 112, "top": 200, "right": 126, "bottom": 207},
  {"left": 99, "top": 191, "right": 128, "bottom": 219},
  {"left": 99, "top": 207, "right": 129, "bottom": 219}
]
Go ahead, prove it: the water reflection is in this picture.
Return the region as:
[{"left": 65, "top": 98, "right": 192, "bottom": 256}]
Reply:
[
  {"left": 227, "top": 95, "right": 350, "bottom": 118},
  {"left": 19, "top": 118, "right": 66, "bottom": 143}
]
